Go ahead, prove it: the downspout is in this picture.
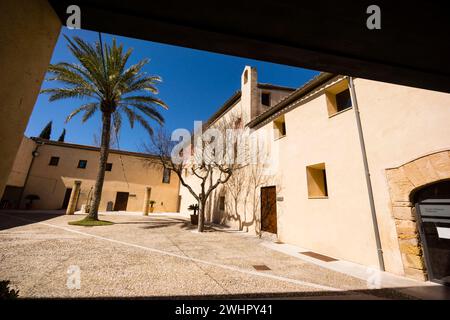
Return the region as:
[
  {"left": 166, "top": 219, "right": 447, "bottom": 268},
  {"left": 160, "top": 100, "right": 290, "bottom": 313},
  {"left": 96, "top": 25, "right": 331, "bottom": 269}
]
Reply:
[
  {"left": 348, "top": 77, "right": 385, "bottom": 271},
  {"left": 18, "top": 139, "right": 44, "bottom": 208}
]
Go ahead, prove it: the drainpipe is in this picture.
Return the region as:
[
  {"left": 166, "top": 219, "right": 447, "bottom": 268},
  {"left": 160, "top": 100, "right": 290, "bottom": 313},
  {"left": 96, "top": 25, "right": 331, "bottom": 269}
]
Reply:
[
  {"left": 348, "top": 77, "right": 385, "bottom": 271},
  {"left": 18, "top": 139, "right": 44, "bottom": 209}
]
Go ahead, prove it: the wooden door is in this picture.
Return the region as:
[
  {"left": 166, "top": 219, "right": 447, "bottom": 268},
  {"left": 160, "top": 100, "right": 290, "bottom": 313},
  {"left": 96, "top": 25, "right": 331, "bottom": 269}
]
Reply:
[
  {"left": 114, "top": 192, "right": 129, "bottom": 211},
  {"left": 261, "top": 186, "right": 277, "bottom": 234}
]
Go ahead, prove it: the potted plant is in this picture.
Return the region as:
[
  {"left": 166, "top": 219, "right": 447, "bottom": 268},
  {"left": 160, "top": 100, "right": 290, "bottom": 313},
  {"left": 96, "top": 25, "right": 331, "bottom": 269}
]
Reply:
[
  {"left": 149, "top": 200, "right": 156, "bottom": 213},
  {"left": 25, "top": 194, "right": 40, "bottom": 210},
  {"left": 188, "top": 204, "right": 199, "bottom": 225}
]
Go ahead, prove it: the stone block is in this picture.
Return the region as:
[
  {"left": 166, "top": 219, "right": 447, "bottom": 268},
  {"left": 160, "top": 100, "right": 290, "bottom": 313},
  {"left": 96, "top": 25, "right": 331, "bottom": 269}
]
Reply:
[
  {"left": 403, "top": 161, "right": 427, "bottom": 187},
  {"left": 386, "top": 168, "right": 415, "bottom": 202},
  {"left": 399, "top": 237, "right": 419, "bottom": 247},
  {"left": 429, "top": 151, "right": 450, "bottom": 180},
  {"left": 402, "top": 253, "right": 425, "bottom": 270},
  {"left": 398, "top": 233, "right": 418, "bottom": 240},
  {"left": 404, "top": 267, "right": 427, "bottom": 281},
  {"left": 395, "top": 219, "right": 417, "bottom": 235},
  {"left": 399, "top": 242, "right": 422, "bottom": 255},
  {"left": 392, "top": 206, "right": 414, "bottom": 220}
]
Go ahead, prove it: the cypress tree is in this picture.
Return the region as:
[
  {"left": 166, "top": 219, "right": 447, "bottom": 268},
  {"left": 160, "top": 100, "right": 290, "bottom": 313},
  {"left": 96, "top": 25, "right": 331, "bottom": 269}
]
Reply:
[
  {"left": 58, "top": 128, "right": 66, "bottom": 142},
  {"left": 38, "top": 121, "right": 52, "bottom": 140}
]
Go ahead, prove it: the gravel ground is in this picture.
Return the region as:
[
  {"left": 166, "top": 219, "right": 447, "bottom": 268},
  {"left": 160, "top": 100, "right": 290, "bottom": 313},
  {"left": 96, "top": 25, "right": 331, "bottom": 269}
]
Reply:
[{"left": 0, "top": 210, "right": 412, "bottom": 299}]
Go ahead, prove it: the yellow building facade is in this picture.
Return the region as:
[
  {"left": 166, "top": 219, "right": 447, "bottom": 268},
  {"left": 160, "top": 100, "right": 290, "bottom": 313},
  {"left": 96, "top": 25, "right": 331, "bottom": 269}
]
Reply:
[{"left": 2, "top": 137, "right": 180, "bottom": 213}]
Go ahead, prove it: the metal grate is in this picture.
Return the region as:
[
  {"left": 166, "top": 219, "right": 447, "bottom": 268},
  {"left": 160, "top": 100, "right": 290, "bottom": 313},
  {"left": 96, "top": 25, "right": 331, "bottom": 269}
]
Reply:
[
  {"left": 253, "top": 265, "right": 271, "bottom": 271},
  {"left": 300, "top": 251, "right": 338, "bottom": 262}
]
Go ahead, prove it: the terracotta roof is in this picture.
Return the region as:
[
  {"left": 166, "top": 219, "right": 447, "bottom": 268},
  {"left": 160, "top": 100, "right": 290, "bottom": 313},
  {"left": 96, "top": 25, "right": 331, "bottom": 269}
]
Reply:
[
  {"left": 247, "top": 72, "right": 336, "bottom": 128},
  {"left": 30, "top": 137, "right": 160, "bottom": 160}
]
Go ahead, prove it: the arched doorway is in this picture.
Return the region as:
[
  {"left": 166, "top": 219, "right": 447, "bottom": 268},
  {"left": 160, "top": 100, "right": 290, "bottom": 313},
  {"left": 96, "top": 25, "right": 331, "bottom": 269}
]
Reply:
[
  {"left": 386, "top": 150, "right": 450, "bottom": 282},
  {"left": 413, "top": 180, "right": 450, "bottom": 285}
]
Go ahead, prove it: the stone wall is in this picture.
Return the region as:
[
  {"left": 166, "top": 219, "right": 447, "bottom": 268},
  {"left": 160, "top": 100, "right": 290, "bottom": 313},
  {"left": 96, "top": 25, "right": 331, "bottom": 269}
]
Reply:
[{"left": 386, "top": 150, "right": 450, "bottom": 281}]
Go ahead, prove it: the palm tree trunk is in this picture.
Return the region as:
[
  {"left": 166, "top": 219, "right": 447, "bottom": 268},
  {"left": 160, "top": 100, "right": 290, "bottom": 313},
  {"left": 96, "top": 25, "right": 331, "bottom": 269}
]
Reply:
[{"left": 87, "top": 111, "right": 111, "bottom": 220}]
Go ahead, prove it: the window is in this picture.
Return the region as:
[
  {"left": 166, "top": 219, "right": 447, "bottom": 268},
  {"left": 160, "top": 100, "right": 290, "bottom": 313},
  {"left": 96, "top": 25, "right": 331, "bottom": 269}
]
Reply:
[
  {"left": 273, "top": 115, "right": 286, "bottom": 139},
  {"left": 162, "top": 168, "right": 171, "bottom": 184},
  {"left": 105, "top": 163, "right": 113, "bottom": 171},
  {"left": 77, "top": 160, "right": 87, "bottom": 169},
  {"left": 306, "top": 163, "right": 328, "bottom": 198},
  {"left": 243, "top": 70, "right": 248, "bottom": 84},
  {"left": 261, "top": 92, "right": 271, "bottom": 106},
  {"left": 325, "top": 79, "right": 352, "bottom": 116},
  {"left": 219, "top": 196, "right": 225, "bottom": 211},
  {"left": 49, "top": 156, "right": 59, "bottom": 166},
  {"left": 335, "top": 89, "right": 352, "bottom": 112}
]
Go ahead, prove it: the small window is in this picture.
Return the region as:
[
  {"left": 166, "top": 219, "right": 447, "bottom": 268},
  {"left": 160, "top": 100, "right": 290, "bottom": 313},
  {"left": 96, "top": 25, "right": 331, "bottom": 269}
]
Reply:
[
  {"left": 326, "top": 80, "right": 352, "bottom": 116},
  {"left": 243, "top": 70, "right": 248, "bottom": 84},
  {"left": 49, "top": 156, "right": 59, "bottom": 166},
  {"left": 306, "top": 163, "right": 328, "bottom": 198},
  {"left": 273, "top": 115, "right": 286, "bottom": 139},
  {"left": 77, "top": 160, "right": 87, "bottom": 169},
  {"left": 162, "top": 168, "right": 171, "bottom": 184},
  {"left": 105, "top": 163, "right": 113, "bottom": 171},
  {"left": 261, "top": 92, "right": 271, "bottom": 106},
  {"left": 219, "top": 196, "right": 225, "bottom": 211},
  {"left": 335, "top": 89, "right": 352, "bottom": 112}
]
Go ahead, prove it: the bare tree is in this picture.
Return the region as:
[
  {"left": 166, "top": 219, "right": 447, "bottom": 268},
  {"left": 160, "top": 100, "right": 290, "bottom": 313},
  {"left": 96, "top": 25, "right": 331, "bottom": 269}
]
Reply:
[
  {"left": 148, "top": 117, "right": 246, "bottom": 232},
  {"left": 225, "top": 153, "right": 279, "bottom": 235}
]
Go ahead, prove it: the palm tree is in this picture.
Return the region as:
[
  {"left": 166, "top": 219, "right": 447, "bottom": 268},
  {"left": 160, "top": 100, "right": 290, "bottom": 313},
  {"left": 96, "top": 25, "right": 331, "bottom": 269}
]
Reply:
[{"left": 41, "top": 35, "right": 168, "bottom": 221}]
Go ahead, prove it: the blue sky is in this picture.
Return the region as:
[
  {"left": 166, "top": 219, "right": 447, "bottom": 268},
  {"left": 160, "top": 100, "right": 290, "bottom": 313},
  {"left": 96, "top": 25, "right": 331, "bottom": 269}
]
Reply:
[{"left": 26, "top": 27, "right": 319, "bottom": 152}]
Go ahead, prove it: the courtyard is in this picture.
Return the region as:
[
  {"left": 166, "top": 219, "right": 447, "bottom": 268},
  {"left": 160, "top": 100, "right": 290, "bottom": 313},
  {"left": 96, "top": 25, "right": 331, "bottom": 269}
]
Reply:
[{"left": 1, "top": 210, "right": 446, "bottom": 299}]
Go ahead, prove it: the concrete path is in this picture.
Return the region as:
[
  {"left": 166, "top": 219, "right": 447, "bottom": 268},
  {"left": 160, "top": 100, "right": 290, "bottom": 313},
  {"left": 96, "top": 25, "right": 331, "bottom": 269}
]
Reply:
[{"left": 0, "top": 210, "right": 440, "bottom": 299}]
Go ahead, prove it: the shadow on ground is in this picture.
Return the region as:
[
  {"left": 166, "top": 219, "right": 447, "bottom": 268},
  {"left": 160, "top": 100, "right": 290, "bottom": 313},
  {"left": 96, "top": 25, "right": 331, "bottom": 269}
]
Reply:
[
  {"left": 11, "top": 288, "right": 421, "bottom": 300},
  {"left": 115, "top": 217, "right": 237, "bottom": 233},
  {"left": 0, "top": 210, "right": 65, "bottom": 231}
]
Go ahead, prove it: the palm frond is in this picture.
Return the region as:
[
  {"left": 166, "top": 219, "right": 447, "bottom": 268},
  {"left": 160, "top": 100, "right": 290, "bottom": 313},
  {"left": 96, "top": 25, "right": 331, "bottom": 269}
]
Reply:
[
  {"left": 41, "top": 87, "right": 96, "bottom": 101},
  {"left": 133, "top": 111, "right": 154, "bottom": 136},
  {"left": 81, "top": 104, "right": 98, "bottom": 122},
  {"left": 122, "top": 95, "right": 168, "bottom": 109},
  {"left": 65, "top": 103, "right": 98, "bottom": 123},
  {"left": 121, "top": 106, "right": 136, "bottom": 129},
  {"left": 112, "top": 111, "right": 122, "bottom": 134},
  {"left": 130, "top": 103, "right": 165, "bottom": 125}
]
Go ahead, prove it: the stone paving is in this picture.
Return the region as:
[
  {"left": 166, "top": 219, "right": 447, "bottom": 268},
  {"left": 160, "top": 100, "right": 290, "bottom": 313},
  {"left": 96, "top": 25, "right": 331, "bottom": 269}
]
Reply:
[{"left": 0, "top": 210, "right": 414, "bottom": 299}]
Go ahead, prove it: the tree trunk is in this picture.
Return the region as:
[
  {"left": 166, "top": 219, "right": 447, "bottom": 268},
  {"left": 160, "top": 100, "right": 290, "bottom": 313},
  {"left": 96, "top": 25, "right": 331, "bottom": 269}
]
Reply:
[
  {"left": 198, "top": 200, "right": 206, "bottom": 232},
  {"left": 86, "top": 112, "right": 111, "bottom": 220}
]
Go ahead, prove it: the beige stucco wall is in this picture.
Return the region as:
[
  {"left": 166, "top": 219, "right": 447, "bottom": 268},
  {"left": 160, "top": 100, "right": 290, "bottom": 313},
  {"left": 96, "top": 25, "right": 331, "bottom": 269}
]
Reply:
[
  {"left": 273, "top": 86, "right": 380, "bottom": 268},
  {"left": 6, "top": 136, "right": 35, "bottom": 187},
  {"left": 354, "top": 78, "right": 450, "bottom": 275},
  {"left": 245, "top": 77, "right": 450, "bottom": 275},
  {"left": 16, "top": 139, "right": 180, "bottom": 212},
  {"left": 194, "top": 71, "right": 450, "bottom": 276},
  {"left": 0, "top": 0, "right": 61, "bottom": 197}
]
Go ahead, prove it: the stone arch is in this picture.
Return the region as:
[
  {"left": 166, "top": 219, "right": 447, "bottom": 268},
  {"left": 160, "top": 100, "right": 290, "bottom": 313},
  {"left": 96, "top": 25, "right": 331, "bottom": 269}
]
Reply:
[{"left": 386, "top": 150, "right": 450, "bottom": 281}]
